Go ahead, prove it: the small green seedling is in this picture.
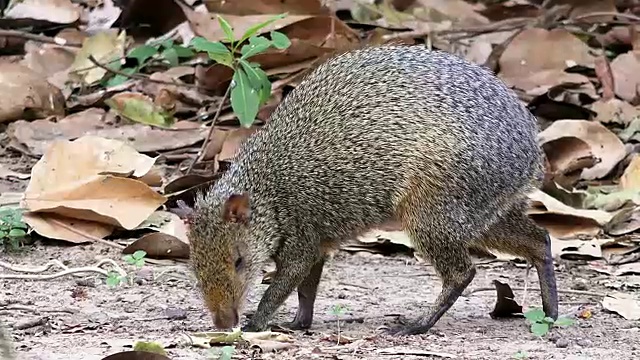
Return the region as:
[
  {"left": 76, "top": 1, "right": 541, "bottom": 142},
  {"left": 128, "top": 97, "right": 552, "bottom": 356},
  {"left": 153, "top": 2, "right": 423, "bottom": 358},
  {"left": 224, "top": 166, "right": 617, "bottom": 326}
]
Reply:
[
  {"left": 513, "top": 350, "right": 528, "bottom": 359},
  {"left": 133, "top": 340, "right": 167, "bottom": 355},
  {"left": 105, "top": 271, "right": 127, "bottom": 288},
  {"left": 0, "top": 208, "right": 28, "bottom": 250},
  {"left": 188, "top": 13, "right": 292, "bottom": 128},
  {"left": 329, "top": 304, "right": 348, "bottom": 345},
  {"left": 124, "top": 250, "right": 147, "bottom": 268},
  {"left": 207, "top": 345, "right": 234, "bottom": 360},
  {"left": 524, "top": 307, "right": 575, "bottom": 337}
]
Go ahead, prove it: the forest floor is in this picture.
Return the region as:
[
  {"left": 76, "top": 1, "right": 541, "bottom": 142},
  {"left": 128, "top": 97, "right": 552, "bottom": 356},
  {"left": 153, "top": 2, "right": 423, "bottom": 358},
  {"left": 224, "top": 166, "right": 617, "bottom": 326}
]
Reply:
[{"left": 2, "top": 238, "right": 639, "bottom": 360}]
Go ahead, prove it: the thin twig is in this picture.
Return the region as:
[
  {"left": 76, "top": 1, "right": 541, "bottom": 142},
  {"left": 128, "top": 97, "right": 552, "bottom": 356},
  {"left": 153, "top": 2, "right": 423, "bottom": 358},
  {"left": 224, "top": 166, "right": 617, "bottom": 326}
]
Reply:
[
  {"left": 186, "top": 83, "right": 232, "bottom": 174},
  {"left": 463, "top": 286, "right": 606, "bottom": 298},
  {"left": 571, "top": 11, "right": 640, "bottom": 23},
  {"left": 0, "top": 258, "right": 126, "bottom": 280},
  {"left": 0, "top": 29, "right": 82, "bottom": 47},
  {"left": 338, "top": 281, "right": 372, "bottom": 290}
]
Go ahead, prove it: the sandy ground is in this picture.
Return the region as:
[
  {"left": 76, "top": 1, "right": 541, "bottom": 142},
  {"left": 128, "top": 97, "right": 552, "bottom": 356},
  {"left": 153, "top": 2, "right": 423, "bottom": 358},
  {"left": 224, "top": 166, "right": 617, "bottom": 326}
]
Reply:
[{"left": 2, "top": 242, "right": 639, "bottom": 360}]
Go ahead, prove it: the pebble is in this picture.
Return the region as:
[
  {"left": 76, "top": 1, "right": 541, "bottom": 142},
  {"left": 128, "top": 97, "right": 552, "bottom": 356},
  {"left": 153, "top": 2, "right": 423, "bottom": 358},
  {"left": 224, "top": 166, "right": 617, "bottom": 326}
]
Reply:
[
  {"left": 577, "top": 338, "right": 593, "bottom": 348},
  {"left": 556, "top": 338, "right": 570, "bottom": 348}
]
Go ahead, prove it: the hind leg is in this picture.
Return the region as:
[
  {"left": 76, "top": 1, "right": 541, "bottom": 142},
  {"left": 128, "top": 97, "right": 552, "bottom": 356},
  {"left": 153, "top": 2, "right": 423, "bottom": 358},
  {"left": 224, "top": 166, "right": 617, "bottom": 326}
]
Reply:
[
  {"left": 476, "top": 202, "right": 558, "bottom": 319},
  {"left": 392, "top": 211, "right": 478, "bottom": 336},
  {"left": 283, "top": 257, "right": 326, "bottom": 330}
]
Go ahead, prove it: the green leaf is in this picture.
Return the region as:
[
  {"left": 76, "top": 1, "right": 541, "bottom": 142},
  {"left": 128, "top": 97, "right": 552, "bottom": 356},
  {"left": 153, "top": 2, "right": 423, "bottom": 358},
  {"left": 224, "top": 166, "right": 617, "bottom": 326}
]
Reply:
[
  {"left": 160, "top": 39, "right": 175, "bottom": 49},
  {"left": 8, "top": 228, "right": 26, "bottom": 238},
  {"left": 217, "top": 15, "right": 235, "bottom": 45},
  {"left": 123, "top": 254, "right": 135, "bottom": 265},
  {"left": 270, "top": 31, "right": 291, "bottom": 49},
  {"left": 189, "top": 37, "right": 234, "bottom": 66},
  {"left": 105, "top": 67, "right": 137, "bottom": 87},
  {"left": 554, "top": 317, "right": 575, "bottom": 327},
  {"left": 238, "top": 59, "right": 264, "bottom": 89},
  {"left": 106, "top": 273, "right": 121, "bottom": 287},
  {"left": 219, "top": 346, "right": 234, "bottom": 360},
  {"left": 258, "top": 78, "right": 272, "bottom": 105},
  {"left": 173, "top": 45, "right": 195, "bottom": 58},
  {"left": 523, "top": 308, "right": 545, "bottom": 323},
  {"left": 530, "top": 322, "right": 549, "bottom": 337},
  {"left": 238, "top": 13, "right": 287, "bottom": 47},
  {"left": 128, "top": 44, "right": 158, "bottom": 64},
  {"left": 133, "top": 250, "right": 147, "bottom": 260},
  {"left": 190, "top": 37, "right": 231, "bottom": 55},
  {"left": 231, "top": 68, "right": 260, "bottom": 128},
  {"left": 161, "top": 47, "right": 179, "bottom": 67},
  {"left": 240, "top": 36, "right": 272, "bottom": 60}
]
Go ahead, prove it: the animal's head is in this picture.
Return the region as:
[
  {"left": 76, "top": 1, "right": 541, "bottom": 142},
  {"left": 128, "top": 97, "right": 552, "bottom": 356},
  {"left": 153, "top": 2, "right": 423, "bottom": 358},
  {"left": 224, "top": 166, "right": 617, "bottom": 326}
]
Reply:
[{"left": 189, "top": 192, "right": 258, "bottom": 329}]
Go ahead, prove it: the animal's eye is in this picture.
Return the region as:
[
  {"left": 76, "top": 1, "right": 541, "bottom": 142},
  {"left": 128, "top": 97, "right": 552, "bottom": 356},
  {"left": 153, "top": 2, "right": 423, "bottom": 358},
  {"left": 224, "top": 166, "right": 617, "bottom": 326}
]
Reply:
[{"left": 235, "top": 257, "right": 244, "bottom": 271}]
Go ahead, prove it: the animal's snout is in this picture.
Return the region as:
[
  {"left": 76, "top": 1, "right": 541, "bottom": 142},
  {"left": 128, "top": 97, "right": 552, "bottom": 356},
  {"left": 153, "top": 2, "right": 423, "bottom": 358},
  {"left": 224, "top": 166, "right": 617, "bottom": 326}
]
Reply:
[{"left": 214, "top": 307, "right": 239, "bottom": 329}]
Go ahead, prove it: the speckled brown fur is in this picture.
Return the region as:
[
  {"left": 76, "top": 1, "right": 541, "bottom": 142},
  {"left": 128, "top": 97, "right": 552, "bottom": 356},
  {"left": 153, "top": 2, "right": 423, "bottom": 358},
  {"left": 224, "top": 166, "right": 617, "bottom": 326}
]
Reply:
[{"left": 188, "top": 45, "right": 558, "bottom": 336}]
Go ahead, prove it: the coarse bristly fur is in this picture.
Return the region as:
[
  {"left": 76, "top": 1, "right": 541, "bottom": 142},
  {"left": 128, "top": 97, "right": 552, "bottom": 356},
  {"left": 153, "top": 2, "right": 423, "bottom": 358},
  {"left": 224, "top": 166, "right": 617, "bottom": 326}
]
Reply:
[{"left": 189, "top": 44, "right": 559, "bottom": 336}]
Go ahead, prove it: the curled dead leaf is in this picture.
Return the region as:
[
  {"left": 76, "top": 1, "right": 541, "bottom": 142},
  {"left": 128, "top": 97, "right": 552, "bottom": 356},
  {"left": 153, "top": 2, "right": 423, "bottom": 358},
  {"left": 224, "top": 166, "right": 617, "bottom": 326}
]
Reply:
[
  {"left": 538, "top": 120, "right": 626, "bottom": 180},
  {"left": 123, "top": 232, "right": 189, "bottom": 259},
  {"left": 610, "top": 51, "right": 640, "bottom": 104}
]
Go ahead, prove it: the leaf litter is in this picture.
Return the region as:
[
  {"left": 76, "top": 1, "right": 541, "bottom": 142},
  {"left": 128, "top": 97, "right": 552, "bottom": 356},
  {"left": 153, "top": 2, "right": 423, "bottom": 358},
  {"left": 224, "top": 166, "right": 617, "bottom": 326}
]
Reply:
[{"left": 1, "top": 0, "right": 640, "bottom": 359}]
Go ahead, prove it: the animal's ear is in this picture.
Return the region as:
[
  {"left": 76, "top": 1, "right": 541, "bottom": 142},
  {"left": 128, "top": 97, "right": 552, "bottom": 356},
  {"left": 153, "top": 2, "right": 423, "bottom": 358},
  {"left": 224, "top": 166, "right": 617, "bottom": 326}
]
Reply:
[{"left": 222, "top": 193, "right": 251, "bottom": 224}]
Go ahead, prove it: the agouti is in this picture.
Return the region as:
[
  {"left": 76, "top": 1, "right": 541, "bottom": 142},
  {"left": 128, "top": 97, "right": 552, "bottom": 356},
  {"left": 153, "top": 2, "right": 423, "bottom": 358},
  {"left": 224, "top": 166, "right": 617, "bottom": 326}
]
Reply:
[{"left": 188, "top": 45, "right": 558, "bottom": 336}]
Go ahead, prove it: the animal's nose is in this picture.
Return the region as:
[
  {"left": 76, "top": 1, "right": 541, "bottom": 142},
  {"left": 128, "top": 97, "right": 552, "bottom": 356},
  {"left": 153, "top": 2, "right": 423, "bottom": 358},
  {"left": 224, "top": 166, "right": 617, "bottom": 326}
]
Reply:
[{"left": 214, "top": 307, "right": 239, "bottom": 329}]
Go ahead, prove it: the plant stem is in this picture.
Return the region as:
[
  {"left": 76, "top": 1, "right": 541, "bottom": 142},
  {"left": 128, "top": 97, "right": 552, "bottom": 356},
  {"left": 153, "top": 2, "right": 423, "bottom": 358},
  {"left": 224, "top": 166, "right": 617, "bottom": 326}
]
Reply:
[{"left": 186, "top": 82, "right": 233, "bottom": 174}]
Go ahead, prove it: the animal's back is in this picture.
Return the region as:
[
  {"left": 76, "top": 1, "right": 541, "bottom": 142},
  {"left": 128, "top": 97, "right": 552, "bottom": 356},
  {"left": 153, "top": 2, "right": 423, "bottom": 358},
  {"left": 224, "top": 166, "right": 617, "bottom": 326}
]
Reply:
[{"left": 226, "top": 45, "right": 543, "bottom": 242}]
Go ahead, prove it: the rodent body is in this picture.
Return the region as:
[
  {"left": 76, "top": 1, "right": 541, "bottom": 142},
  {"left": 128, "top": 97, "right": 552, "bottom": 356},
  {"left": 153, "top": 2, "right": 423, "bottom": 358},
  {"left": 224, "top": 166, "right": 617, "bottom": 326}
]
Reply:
[{"left": 189, "top": 45, "right": 558, "bottom": 335}]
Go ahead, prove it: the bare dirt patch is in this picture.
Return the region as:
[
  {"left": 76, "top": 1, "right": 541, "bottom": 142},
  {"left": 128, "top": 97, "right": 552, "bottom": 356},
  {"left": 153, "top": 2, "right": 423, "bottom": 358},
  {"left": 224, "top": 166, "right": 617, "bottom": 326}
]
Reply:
[{"left": 2, "top": 243, "right": 638, "bottom": 360}]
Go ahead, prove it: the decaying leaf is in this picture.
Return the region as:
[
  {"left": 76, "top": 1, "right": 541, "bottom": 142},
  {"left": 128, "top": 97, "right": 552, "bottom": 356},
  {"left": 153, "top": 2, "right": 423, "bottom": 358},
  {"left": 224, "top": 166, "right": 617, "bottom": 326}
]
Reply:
[
  {"left": 538, "top": 120, "right": 626, "bottom": 180},
  {"left": 0, "top": 63, "right": 66, "bottom": 123},
  {"left": 488, "top": 280, "right": 523, "bottom": 319},
  {"left": 106, "top": 92, "right": 175, "bottom": 128},
  {"left": 605, "top": 206, "right": 640, "bottom": 236},
  {"left": 601, "top": 292, "right": 640, "bottom": 320}
]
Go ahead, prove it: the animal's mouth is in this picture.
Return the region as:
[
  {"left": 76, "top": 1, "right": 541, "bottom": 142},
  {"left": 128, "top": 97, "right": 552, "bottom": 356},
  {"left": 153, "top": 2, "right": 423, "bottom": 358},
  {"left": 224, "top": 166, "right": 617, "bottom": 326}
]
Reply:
[{"left": 214, "top": 307, "right": 239, "bottom": 329}]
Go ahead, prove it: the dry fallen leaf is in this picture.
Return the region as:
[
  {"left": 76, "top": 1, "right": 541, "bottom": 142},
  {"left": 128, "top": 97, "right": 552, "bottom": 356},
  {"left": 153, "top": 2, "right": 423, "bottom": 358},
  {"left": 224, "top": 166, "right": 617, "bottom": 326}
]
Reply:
[
  {"left": 538, "top": 120, "right": 626, "bottom": 180},
  {"left": 551, "top": 238, "right": 609, "bottom": 260},
  {"left": 541, "top": 136, "right": 595, "bottom": 188},
  {"left": 590, "top": 98, "right": 640, "bottom": 125},
  {"left": 601, "top": 292, "right": 640, "bottom": 320},
  {"left": 499, "top": 28, "right": 596, "bottom": 80},
  {"left": 23, "top": 212, "right": 114, "bottom": 244},
  {"left": 4, "top": 0, "right": 81, "bottom": 24},
  {"left": 610, "top": 50, "right": 640, "bottom": 103},
  {"left": 528, "top": 189, "right": 612, "bottom": 239},
  {"left": 68, "top": 30, "right": 127, "bottom": 84},
  {"left": 123, "top": 232, "right": 190, "bottom": 259},
  {"left": 22, "top": 136, "right": 166, "bottom": 230},
  {"left": 0, "top": 63, "right": 65, "bottom": 123}
]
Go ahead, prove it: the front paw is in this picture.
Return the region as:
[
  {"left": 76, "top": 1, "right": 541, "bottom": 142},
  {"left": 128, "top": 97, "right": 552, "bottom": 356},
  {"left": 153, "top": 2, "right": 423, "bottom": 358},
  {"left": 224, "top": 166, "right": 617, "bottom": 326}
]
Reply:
[
  {"left": 241, "top": 320, "right": 268, "bottom": 333},
  {"left": 383, "top": 323, "right": 432, "bottom": 337},
  {"left": 280, "top": 320, "right": 312, "bottom": 331}
]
